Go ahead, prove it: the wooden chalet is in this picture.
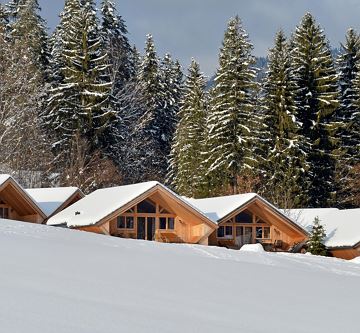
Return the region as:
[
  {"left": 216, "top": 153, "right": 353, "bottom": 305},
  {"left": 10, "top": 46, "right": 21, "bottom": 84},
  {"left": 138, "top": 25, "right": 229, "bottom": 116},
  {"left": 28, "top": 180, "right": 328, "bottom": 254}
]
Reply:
[
  {"left": 187, "top": 194, "right": 309, "bottom": 251},
  {"left": 47, "top": 182, "right": 217, "bottom": 245},
  {"left": 289, "top": 208, "right": 360, "bottom": 260},
  {"left": 0, "top": 175, "right": 46, "bottom": 224}
]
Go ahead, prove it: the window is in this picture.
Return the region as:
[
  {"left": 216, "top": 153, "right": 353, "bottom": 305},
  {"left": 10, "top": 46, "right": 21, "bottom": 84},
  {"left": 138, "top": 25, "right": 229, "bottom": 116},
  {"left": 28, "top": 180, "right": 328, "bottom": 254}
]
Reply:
[
  {"left": 126, "top": 216, "right": 134, "bottom": 229},
  {"left": 256, "top": 226, "right": 271, "bottom": 239},
  {"left": 117, "top": 216, "right": 134, "bottom": 229},
  {"left": 160, "top": 217, "right": 167, "bottom": 229},
  {"left": 168, "top": 218, "right": 175, "bottom": 230},
  {"left": 117, "top": 216, "right": 126, "bottom": 229},
  {"left": 159, "top": 217, "right": 175, "bottom": 230},
  {"left": 137, "top": 200, "right": 156, "bottom": 213},
  {"left": 217, "top": 226, "right": 233, "bottom": 238},
  {"left": 0, "top": 207, "right": 9, "bottom": 219},
  {"left": 235, "top": 211, "right": 252, "bottom": 223}
]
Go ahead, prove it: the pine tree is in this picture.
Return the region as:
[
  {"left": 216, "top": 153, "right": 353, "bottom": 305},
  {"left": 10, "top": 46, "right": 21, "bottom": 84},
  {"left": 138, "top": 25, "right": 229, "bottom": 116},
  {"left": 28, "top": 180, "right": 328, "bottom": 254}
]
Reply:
[
  {"left": 204, "top": 16, "right": 257, "bottom": 195},
  {"left": 307, "top": 216, "right": 327, "bottom": 256},
  {"left": 261, "top": 30, "right": 306, "bottom": 208},
  {"left": 291, "top": 13, "right": 340, "bottom": 207},
  {"left": 168, "top": 59, "right": 207, "bottom": 197},
  {"left": 45, "top": 0, "right": 112, "bottom": 158},
  {"left": 336, "top": 29, "right": 360, "bottom": 208}
]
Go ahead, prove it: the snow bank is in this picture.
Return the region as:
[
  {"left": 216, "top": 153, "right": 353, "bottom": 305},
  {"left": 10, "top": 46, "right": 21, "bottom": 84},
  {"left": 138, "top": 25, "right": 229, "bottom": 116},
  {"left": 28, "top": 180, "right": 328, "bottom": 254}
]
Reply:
[
  {"left": 239, "top": 243, "right": 265, "bottom": 253},
  {"left": 350, "top": 256, "right": 360, "bottom": 264},
  {"left": 0, "top": 219, "right": 359, "bottom": 333}
]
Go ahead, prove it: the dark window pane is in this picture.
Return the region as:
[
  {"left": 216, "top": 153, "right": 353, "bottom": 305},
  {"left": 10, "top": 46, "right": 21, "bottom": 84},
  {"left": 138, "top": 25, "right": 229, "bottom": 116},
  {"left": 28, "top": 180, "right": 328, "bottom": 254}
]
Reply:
[
  {"left": 0, "top": 208, "right": 3, "bottom": 218},
  {"left": 137, "top": 200, "right": 156, "bottom": 213},
  {"left": 235, "top": 211, "right": 252, "bottom": 223},
  {"left": 225, "top": 226, "right": 233, "bottom": 236},
  {"left": 236, "top": 226, "right": 243, "bottom": 236},
  {"left": 263, "top": 227, "right": 270, "bottom": 239},
  {"left": 159, "top": 217, "right": 167, "bottom": 229},
  {"left": 168, "top": 218, "right": 175, "bottom": 230},
  {"left": 117, "top": 216, "right": 126, "bottom": 229},
  {"left": 217, "top": 226, "right": 225, "bottom": 238},
  {"left": 256, "top": 227, "right": 263, "bottom": 239},
  {"left": 4, "top": 208, "right": 8, "bottom": 219},
  {"left": 126, "top": 216, "right": 134, "bottom": 229}
]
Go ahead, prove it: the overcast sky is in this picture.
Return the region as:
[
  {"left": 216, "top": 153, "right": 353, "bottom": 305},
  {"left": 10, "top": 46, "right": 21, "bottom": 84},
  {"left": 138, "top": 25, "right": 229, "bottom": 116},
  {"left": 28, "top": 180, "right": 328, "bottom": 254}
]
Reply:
[{"left": 3, "top": 0, "right": 360, "bottom": 75}]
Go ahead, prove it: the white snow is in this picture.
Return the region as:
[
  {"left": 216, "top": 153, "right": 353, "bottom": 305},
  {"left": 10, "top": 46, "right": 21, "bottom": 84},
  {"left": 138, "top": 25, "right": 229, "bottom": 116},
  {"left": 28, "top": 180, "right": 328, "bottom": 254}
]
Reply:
[
  {"left": 26, "top": 187, "right": 82, "bottom": 217},
  {"left": 286, "top": 208, "right": 360, "bottom": 248},
  {"left": 0, "top": 174, "right": 11, "bottom": 186},
  {"left": 0, "top": 219, "right": 359, "bottom": 333},
  {"left": 239, "top": 243, "right": 265, "bottom": 252},
  {"left": 47, "top": 181, "right": 214, "bottom": 228},
  {"left": 186, "top": 193, "right": 258, "bottom": 222}
]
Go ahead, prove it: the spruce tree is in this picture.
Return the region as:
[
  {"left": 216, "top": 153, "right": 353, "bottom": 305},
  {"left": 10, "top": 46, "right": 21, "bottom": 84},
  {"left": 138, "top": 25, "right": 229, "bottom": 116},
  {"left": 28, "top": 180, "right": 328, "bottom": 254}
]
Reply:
[
  {"left": 261, "top": 30, "right": 305, "bottom": 208},
  {"left": 168, "top": 59, "right": 207, "bottom": 197},
  {"left": 204, "top": 16, "right": 257, "bottom": 195},
  {"left": 307, "top": 217, "right": 327, "bottom": 256},
  {"left": 336, "top": 29, "right": 360, "bottom": 207},
  {"left": 100, "top": 0, "right": 133, "bottom": 93},
  {"left": 45, "top": 0, "right": 112, "bottom": 168},
  {"left": 291, "top": 13, "right": 340, "bottom": 207},
  {"left": 126, "top": 35, "right": 175, "bottom": 182}
]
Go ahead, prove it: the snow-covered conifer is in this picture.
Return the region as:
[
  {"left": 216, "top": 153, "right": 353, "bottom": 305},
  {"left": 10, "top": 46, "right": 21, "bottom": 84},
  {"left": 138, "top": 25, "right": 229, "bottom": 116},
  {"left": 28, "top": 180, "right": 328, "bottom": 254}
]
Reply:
[
  {"left": 307, "top": 217, "right": 327, "bottom": 256},
  {"left": 168, "top": 59, "right": 207, "bottom": 197},
  {"left": 291, "top": 13, "right": 340, "bottom": 207},
  {"left": 260, "top": 30, "right": 306, "bottom": 208},
  {"left": 205, "top": 16, "right": 257, "bottom": 195}
]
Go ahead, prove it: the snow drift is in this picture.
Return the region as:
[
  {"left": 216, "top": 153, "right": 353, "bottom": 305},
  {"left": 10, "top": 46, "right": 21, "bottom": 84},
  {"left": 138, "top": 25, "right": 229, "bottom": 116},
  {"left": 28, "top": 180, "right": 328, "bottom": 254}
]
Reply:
[{"left": 0, "top": 219, "right": 359, "bottom": 333}]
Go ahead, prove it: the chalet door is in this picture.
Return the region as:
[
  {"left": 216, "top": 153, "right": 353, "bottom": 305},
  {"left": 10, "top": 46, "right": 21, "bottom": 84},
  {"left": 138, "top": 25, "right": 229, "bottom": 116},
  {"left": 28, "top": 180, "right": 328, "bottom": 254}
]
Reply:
[
  {"left": 137, "top": 217, "right": 146, "bottom": 240},
  {"left": 147, "top": 217, "right": 156, "bottom": 241},
  {"left": 244, "top": 227, "right": 253, "bottom": 244}
]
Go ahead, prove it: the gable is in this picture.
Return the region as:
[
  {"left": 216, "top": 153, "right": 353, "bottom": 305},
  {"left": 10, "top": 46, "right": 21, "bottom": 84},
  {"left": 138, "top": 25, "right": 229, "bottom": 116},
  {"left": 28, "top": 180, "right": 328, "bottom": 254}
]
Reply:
[{"left": 0, "top": 176, "right": 45, "bottom": 219}]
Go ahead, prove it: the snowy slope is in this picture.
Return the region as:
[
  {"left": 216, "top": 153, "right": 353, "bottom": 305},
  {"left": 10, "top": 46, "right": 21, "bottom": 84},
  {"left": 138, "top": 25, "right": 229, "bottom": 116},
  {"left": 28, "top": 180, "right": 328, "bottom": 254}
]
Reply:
[{"left": 1, "top": 219, "right": 359, "bottom": 333}]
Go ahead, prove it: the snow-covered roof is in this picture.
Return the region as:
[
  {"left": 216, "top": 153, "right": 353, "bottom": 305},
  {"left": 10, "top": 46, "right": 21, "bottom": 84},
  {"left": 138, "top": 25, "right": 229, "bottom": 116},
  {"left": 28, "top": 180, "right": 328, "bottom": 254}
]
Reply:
[
  {"left": 47, "top": 181, "right": 215, "bottom": 228},
  {"left": 286, "top": 208, "right": 360, "bottom": 248},
  {"left": 186, "top": 193, "right": 258, "bottom": 222},
  {"left": 26, "top": 187, "right": 83, "bottom": 217}
]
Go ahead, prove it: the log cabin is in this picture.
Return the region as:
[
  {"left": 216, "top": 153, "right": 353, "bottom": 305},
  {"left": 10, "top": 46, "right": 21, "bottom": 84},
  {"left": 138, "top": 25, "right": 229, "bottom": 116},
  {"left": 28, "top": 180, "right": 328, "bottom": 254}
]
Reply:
[
  {"left": 26, "top": 187, "right": 84, "bottom": 220},
  {"left": 287, "top": 208, "right": 360, "bottom": 260},
  {"left": 47, "top": 181, "right": 217, "bottom": 244},
  {"left": 186, "top": 194, "right": 309, "bottom": 251},
  {"left": 0, "top": 174, "right": 46, "bottom": 224}
]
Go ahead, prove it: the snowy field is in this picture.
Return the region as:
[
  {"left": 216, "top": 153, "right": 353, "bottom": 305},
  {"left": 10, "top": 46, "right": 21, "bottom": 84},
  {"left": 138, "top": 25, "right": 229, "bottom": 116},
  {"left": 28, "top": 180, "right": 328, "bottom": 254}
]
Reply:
[{"left": 1, "top": 220, "right": 359, "bottom": 333}]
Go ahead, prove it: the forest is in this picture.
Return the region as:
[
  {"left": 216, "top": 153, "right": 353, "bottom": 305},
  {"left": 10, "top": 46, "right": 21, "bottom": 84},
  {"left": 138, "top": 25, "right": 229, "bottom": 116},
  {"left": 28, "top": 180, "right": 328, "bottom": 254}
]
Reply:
[{"left": 0, "top": 0, "right": 359, "bottom": 209}]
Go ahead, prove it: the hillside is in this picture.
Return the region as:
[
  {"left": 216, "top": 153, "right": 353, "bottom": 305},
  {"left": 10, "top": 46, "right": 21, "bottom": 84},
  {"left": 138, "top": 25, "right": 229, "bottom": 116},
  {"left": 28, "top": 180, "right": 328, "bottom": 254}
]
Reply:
[{"left": 1, "top": 219, "right": 359, "bottom": 333}]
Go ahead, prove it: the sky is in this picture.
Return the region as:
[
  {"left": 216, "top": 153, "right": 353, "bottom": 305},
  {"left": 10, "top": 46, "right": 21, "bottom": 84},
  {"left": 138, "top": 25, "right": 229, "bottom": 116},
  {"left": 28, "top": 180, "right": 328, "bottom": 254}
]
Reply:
[{"left": 3, "top": 0, "right": 360, "bottom": 75}]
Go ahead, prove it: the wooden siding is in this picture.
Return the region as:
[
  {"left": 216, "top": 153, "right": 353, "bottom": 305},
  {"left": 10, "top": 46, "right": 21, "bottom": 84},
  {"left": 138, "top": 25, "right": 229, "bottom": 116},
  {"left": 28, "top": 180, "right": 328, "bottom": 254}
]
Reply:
[
  {"left": 330, "top": 248, "right": 360, "bottom": 260},
  {"left": 0, "top": 180, "right": 45, "bottom": 224}
]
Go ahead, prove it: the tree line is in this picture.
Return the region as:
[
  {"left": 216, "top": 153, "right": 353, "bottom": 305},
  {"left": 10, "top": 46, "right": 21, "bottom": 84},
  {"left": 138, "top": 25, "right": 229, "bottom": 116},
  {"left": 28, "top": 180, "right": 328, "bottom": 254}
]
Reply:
[{"left": 0, "top": 1, "right": 358, "bottom": 208}]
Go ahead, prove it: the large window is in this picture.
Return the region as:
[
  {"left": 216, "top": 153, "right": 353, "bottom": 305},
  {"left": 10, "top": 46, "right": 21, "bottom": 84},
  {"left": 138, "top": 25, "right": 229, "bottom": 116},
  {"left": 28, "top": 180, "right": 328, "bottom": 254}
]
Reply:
[
  {"left": 117, "top": 216, "right": 134, "bottom": 229},
  {"left": 159, "top": 217, "right": 175, "bottom": 230},
  {"left": 217, "top": 225, "right": 233, "bottom": 239},
  {"left": 137, "top": 200, "right": 156, "bottom": 213},
  {"left": 256, "top": 226, "right": 270, "bottom": 240},
  {"left": 235, "top": 211, "right": 252, "bottom": 223}
]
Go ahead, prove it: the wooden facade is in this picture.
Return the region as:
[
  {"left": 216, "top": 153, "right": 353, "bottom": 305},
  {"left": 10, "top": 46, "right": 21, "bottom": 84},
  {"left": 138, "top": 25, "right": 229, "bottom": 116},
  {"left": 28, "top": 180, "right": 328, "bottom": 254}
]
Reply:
[
  {"left": 75, "top": 186, "right": 215, "bottom": 245},
  {"left": 208, "top": 199, "right": 308, "bottom": 251},
  {"left": 329, "top": 243, "right": 360, "bottom": 260},
  {"left": 0, "top": 178, "right": 45, "bottom": 224}
]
